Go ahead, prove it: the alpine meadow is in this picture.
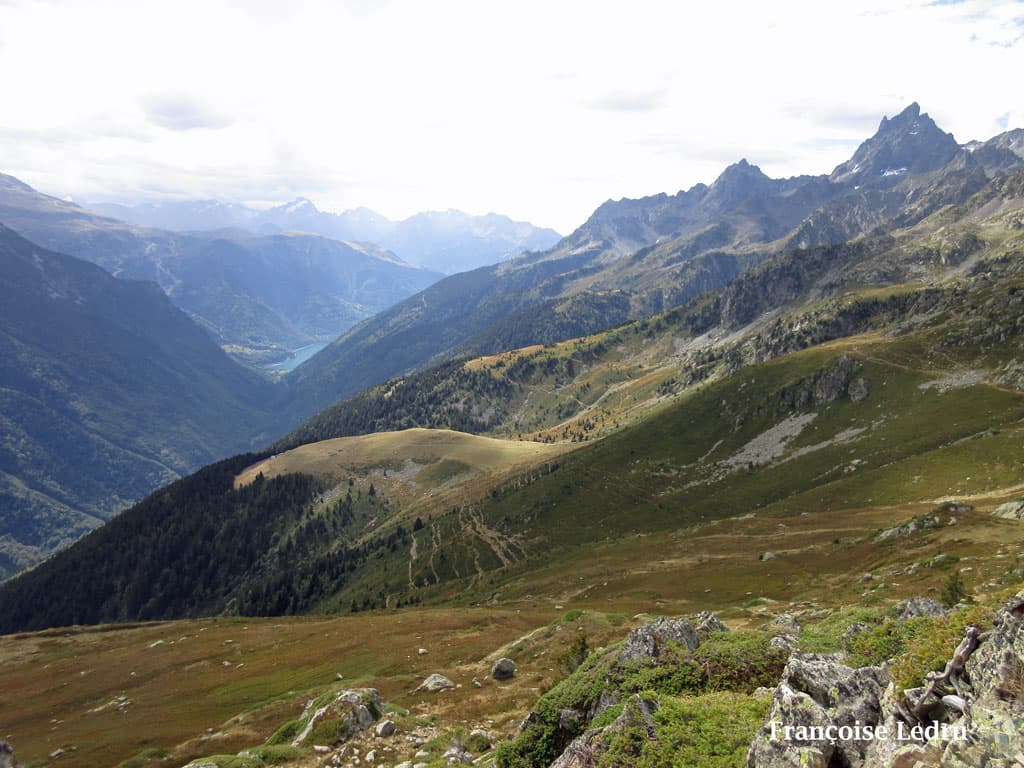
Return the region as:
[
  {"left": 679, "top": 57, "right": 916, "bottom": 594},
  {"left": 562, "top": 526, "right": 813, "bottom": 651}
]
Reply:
[{"left": 2, "top": 3, "right": 1024, "bottom": 768}]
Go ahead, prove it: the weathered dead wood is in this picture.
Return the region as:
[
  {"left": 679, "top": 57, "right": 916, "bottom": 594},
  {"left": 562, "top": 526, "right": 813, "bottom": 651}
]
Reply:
[{"left": 906, "top": 624, "right": 990, "bottom": 726}]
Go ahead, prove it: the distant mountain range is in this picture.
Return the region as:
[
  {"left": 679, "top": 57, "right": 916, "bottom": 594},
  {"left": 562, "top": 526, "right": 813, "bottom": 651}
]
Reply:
[
  {"left": 88, "top": 198, "right": 563, "bottom": 275},
  {"left": 283, "top": 103, "right": 1024, "bottom": 422},
  {"left": 0, "top": 174, "right": 441, "bottom": 367},
  {"left": 2, "top": 101, "right": 1023, "bottom": 586},
  {"left": 0, "top": 224, "right": 277, "bottom": 579}
]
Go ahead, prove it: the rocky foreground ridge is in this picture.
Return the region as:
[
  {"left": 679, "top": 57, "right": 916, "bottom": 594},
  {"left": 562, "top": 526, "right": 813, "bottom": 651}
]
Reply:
[
  {"left": 525, "top": 592, "right": 1024, "bottom": 768},
  {"left": 168, "top": 589, "right": 1024, "bottom": 767},
  {"left": 454, "top": 593, "right": 1024, "bottom": 767},
  {"left": 747, "top": 591, "right": 1024, "bottom": 767},
  {"left": 5, "top": 588, "right": 1020, "bottom": 768}
]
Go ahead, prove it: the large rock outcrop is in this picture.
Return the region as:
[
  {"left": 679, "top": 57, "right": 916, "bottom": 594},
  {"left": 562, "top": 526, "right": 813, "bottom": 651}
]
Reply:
[
  {"left": 539, "top": 613, "right": 729, "bottom": 767},
  {"left": 745, "top": 653, "right": 889, "bottom": 768},
  {"left": 619, "top": 617, "right": 699, "bottom": 663},
  {"left": 938, "top": 592, "right": 1024, "bottom": 767},
  {"left": 550, "top": 694, "right": 659, "bottom": 768},
  {"left": 894, "top": 597, "right": 947, "bottom": 621},
  {"left": 747, "top": 590, "right": 1024, "bottom": 767},
  {"left": 290, "top": 688, "right": 381, "bottom": 748}
]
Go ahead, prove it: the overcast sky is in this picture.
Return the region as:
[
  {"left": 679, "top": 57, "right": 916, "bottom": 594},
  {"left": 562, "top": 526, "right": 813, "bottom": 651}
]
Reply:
[{"left": 1, "top": 0, "right": 1022, "bottom": 233}]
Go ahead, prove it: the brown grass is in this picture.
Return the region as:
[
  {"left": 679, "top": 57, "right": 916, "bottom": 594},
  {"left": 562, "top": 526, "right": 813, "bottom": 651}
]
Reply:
[{"left": 0, "top": 607, "right": 628, "bottom": 768}]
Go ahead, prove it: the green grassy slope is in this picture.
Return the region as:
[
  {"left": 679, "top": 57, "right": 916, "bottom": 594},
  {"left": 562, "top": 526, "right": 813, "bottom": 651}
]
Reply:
[{"left": 308, "top": 331, "right": 1024, "bottom": 612}]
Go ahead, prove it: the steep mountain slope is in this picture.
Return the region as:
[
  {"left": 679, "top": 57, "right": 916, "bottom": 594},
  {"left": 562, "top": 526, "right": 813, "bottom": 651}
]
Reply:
[
  {"left": 0, "top": 225, "right": 277, "bottom": 578},
  {"left": 277, "top": 168, "right": 1024, "bottom": 452},
  {"left": 284, "top": 104, "right": 1023, "bottom": 423},
  {"left": 89, "top": 198, "right": 563, "bottom": 274},
  {"left": 5, "top": 302, "right": 1022, "bottom": 630},
  {"left": 4, "top": 168, "right": 1023, "bottom": 628},
  {"left": 0, "top": 175, "right": 440, "bottom": 367}
]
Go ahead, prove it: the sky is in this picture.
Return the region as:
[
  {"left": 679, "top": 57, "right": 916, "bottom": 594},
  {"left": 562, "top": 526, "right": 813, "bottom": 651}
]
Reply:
[{"left": 1, "top": 0, "right": 1022, "bottom": 234}]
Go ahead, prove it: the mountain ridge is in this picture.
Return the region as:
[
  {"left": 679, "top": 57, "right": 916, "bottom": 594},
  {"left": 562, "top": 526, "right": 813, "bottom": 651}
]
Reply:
[
  {"left": 87, "top": 197, "right": 563, "bottom": 275},
  {"left": 0, "top": 175, "right": 441, "bottom": 367}
]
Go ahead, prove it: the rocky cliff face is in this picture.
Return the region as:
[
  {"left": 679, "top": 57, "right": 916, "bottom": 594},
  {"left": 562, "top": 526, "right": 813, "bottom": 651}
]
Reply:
[{"left": 746, "top": 590, "right": 1024, "bottom": 768}]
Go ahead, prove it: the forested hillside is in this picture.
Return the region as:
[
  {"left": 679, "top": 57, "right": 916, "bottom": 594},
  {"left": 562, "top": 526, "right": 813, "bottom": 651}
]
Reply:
[{"left": 0, "top": 225, "right": 277, "bottom": 578}]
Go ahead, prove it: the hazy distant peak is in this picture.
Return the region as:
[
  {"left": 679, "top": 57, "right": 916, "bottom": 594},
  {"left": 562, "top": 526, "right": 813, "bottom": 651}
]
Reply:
[
  {"left": 274, "top": 197, "right": 319, "bottom": 214},
  {"left": 711, "top": 158, "right": 770, "bottom": 185},
  {"left": 0, "top": 172, "right": 35, "bottom": 192},
  {"left": 702, "top": 157, "right": 773, "bottom": 212}
]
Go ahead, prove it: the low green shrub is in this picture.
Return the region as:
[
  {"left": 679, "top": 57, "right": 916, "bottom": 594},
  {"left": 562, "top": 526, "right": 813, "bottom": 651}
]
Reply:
[
  {"left": 694, "top": 632, "right": 788, "bottom": 692},
  {"left": 615, "top": 692, "right": 768, "bottom": 768},
  {"left": 264, "top": 719, "right": 301, "bottom": 746}
]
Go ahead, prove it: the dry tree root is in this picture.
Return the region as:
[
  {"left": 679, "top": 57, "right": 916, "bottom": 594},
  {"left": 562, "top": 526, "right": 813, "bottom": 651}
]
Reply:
[{"left": 896, "top": 624, "right": 990, "bottom": 733}]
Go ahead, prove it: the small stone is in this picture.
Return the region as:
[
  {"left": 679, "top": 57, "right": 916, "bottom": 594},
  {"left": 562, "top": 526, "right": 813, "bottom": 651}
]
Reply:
[
  {"left": 0, "top": 741, "right": 15, "bottom": 768},
  {"left": 848, "top": 377, "right": 870, "bottom": 402},
  {"left": 689, "top": 610, "right": 728, "bottom": 636},
  {"left": 469, "top": 727, "right": 492, "bottom": 746},
  {"left": 355, "top": 704, "right": 375, "bottom": 727},
  {"left": 313, "top": 745, "right": 331, "bottom": 754},
  {"left": 894, "top": 596, "right": 947, "bottom": 621},
  {"left": 375, "top": 719, "right": 396, "bottom": 737},
  {"left": 763, "top": 613, "right": 801, "bottom": 638},
  {"left": 417, "top": 648, "right": 428, "bottom": 655},
  {"left": 417, "top": 673, "right": 455, "bottom": 692},
  {"left": 491, "top": 657, "right": 517, "bottom": 680}
]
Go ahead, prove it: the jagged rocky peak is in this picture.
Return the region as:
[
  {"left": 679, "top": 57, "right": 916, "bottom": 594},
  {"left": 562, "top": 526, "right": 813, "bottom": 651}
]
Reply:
[
  {"left": 715, "top": 157, "right": 768, "bottom": 181},
  {"left": 698, "top": 157, "right": 774, "bottom": 215},
  {"left": 831, "top": 102, "right": 960, "bottom": 184}
]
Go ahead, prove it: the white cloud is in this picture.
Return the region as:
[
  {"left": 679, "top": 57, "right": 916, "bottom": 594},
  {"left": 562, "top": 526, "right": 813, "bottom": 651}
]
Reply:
[
  {"left": 0, "top": 0, "right": 1021, "bottom": 233},
  {"left": 143, "top": 94, "right": 231, "bottom": 132}
]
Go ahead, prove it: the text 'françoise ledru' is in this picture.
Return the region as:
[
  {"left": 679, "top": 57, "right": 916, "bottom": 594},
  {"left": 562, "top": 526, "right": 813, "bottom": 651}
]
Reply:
[{"left": 770, "top": 720, "right": 967, "bottom": 746}]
